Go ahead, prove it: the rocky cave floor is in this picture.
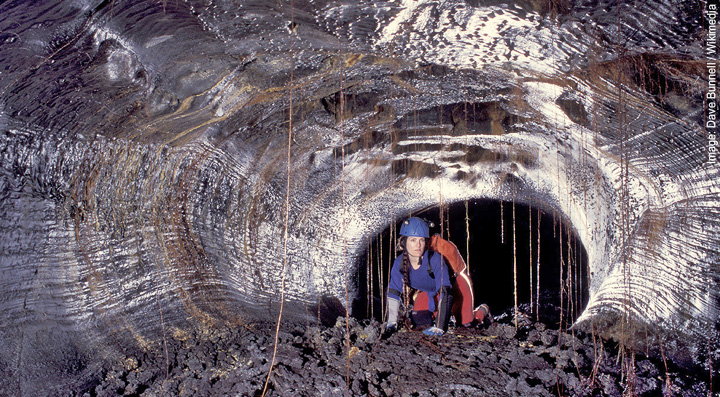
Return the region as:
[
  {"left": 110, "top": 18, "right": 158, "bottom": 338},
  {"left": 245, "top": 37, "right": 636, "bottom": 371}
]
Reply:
[{"left": 62, "top": 307, "right": 714, "bottom": 396}]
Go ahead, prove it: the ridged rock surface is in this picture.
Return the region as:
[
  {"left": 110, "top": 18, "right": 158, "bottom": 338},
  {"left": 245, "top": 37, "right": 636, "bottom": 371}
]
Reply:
[{"left": 0, "top": 0, "right": 716, "bottom": 393}]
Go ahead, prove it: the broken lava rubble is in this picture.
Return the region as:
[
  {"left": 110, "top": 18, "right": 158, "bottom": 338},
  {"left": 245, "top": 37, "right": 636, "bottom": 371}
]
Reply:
[{"left": 78, "top": 308, "right": 711, "bottom": 396}]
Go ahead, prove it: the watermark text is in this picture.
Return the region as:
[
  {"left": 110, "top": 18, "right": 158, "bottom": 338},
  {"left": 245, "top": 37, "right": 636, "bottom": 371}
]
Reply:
[{"left": 708, "top": 0, "right": 718, "bottom": 164}]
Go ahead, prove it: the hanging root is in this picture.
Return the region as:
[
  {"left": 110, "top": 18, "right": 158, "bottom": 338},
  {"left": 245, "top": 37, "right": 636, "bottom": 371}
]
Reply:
[
  {"left": 261, "top": 2, "right": 295, "bottom": 395},
  {"left": 659, "top": 343, "right": 674, "bottom": 397}
]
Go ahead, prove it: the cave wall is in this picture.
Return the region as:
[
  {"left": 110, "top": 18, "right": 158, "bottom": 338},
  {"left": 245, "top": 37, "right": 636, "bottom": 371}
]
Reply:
[{"left": 0, "top": 0, "right": 716, "bottom": 392}]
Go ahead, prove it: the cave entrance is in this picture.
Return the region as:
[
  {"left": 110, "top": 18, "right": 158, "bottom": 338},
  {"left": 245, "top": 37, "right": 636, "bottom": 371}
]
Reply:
[{"left": 354, "top": 199, "right": 589, "bottom": 329}]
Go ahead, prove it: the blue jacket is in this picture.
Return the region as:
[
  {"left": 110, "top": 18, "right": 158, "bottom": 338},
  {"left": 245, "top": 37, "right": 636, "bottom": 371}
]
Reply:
[{"left": 387, "top": 251, "right": 451, "bottom": 312}]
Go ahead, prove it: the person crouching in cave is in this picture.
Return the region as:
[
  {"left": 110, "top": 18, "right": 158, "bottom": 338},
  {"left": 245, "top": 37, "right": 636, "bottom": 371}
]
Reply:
[
  {"left": 385, "top": 217, "right": 453, "bottom": 336},
  {"left": 385, "top": 217, "right": 492, "bottom": 336}
]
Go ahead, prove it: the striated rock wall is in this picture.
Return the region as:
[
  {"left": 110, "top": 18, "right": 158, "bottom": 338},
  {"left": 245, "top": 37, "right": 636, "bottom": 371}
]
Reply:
[{"left": 0, "top": 0, "right": 716, "bottom": 393}]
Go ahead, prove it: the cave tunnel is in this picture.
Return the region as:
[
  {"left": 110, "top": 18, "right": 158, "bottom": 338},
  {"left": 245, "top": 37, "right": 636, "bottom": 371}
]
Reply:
[
  {"left": 354, "top": 199, "right": 589, "bottom": 329},
  {"left": 0, "top": 0, "right": 717, "bottom": 394}
]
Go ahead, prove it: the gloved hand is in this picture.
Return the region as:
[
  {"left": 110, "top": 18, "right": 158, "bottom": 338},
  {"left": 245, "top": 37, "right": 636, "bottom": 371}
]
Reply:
[
  {"left": 382, "top": 322, "right": 397, "bottom": 340},
  {"left": 422, "top": 326, "right": 444, "bottom": 336}
]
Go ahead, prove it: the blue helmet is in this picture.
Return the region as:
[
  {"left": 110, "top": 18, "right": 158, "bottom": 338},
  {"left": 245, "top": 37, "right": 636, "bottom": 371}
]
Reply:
[{"left": 399, "top": 217, "right": 429, "bottom": 238}]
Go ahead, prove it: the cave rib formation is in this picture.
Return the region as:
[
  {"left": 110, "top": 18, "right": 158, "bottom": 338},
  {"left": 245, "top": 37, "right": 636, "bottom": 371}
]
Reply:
[{"left": 0, "top": 0, "right": 717, "bottom": 394}]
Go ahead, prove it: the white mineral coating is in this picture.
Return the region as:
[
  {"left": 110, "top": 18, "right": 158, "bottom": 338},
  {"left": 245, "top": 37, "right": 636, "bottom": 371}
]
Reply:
[{"left": 0, "top": 0, "right": 715, "bottom": 389}]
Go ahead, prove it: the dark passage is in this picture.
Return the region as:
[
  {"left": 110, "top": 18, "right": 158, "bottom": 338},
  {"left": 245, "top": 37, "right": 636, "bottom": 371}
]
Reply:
[{"left": 354, "top": 199, "right": 589, "bottom": 329}]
